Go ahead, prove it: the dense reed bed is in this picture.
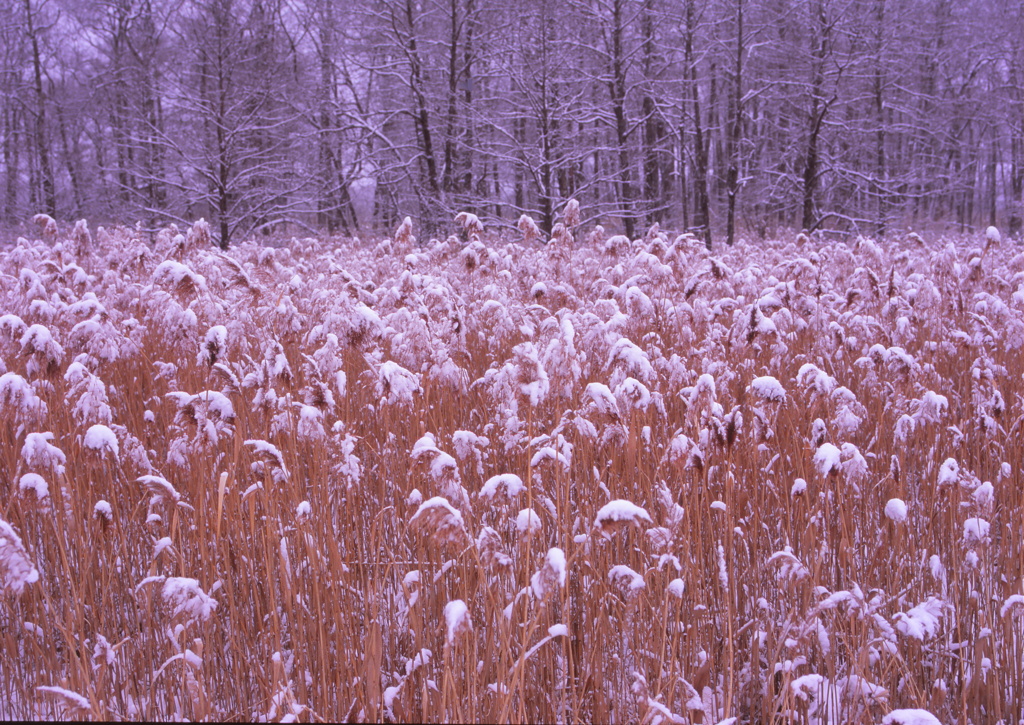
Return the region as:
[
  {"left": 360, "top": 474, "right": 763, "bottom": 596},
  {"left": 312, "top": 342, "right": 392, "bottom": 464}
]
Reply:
[{"left": 1, "top": 216, "right": 1022, "bottom": 723}]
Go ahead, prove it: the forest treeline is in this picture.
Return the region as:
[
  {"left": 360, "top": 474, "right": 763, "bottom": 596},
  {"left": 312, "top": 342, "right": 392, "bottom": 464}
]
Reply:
[{"left": 2, "top": 0, "right": 1023, "bottom": 247}]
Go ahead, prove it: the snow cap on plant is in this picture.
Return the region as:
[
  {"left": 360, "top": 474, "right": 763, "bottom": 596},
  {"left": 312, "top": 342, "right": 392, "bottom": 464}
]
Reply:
[
  {"left": 530, "top": 547, "right": 566, "bottom": 601},
  {"left": 563, "top": 199, "right": 580, "bottom": 228},
  {"left": 518, "top": 214, "right": 541, "bottom": 245},
  {"left": 0, "top": 518, "right": 40, "bottom": 594},
  {"left": 409, "top": 496, "right": 468, "bottom": 547},
  {"left": 594, "top": 499, "right": 653, "bottom": 537}
]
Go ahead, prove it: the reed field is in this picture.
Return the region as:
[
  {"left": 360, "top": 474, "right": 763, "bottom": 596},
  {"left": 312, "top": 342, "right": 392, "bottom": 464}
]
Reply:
[{"left": 1, "top": 214, "right": 1023, "bottom": 724}]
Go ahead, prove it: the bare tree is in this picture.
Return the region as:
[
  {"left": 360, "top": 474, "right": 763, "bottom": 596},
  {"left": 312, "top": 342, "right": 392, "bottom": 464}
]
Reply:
[
  {"left": 682, "top": 0, "right": 712, "bottom": 247},
  {"left": 22, "top": 0, "right": 56, "bottom": 216},
  {"left": 724, "top": 0, "right": 743, "bottom": 246},
  {"left": 2, "top": 0, "right": 1023, "bottom": 242}
]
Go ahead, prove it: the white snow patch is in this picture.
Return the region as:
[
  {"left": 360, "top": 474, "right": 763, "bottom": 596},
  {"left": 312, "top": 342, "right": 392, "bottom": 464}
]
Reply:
[
  {"left": 0, "top": 518, "right": 40, "bottom": 593},
  {"left": 796, "top": 363, "right": 836, "bottom": 395},
  {"left": 408, "top": 496, "right": 467, "bottom": 544},
  {"left": 516, "top": 509, "right": 542, "bottom": 534},
  {"left": 884, "top": 498, "right": 907, "bottom": 523},
  {"left": 594, "top": 499, "right": 653, "bottom": 531},
  {"left": 405, "top": 648, "right": 432, "bottom": 676},
  {"left": 972, "top": 481, "right": 994, "bottom": 508},
  {"left": 443, "top": 600, "right": 472, "bottom": 645},
  {"left": 198, "top": 325, "right": 228, "bottom": 365},
  {"left": 480, "top": 473, "right": 525, "bottom": 501},
  {"left": 530, "top": 547, "right": 567, "bottom": 600},
  {"left": 84, "top": 424, "right": 119, "bottom": 458},
  {"left": 153, "top": 537, "right": 174, "bottom": 559},
  {"left": 19, "top": 473, "right": 49, "bottom": 500},
  {"left": 584, "top": 382, "right": 620, "bottom": 417},
  {"left": 36, "top": 686, "right": 90, "bottom": 715},
  {"left": 93, "top": 500, "right": 112, "bottom": 521},
  {"left": 411, "top": 433, "right": 440, "bottom": 459},
  {"left": 608, "top": 564, "right": 646, "bottom": 592},
  {"left": 882, "top": 710, "right": 942, "bottom": 725},
  {"left": 547, "top": 624, "right": 568, "bottom": 638},
  {"left": 690, "top": 373, "right": 716, "bottom": 405},
  {"left": 894, "top": 597, "right": 945, "bottom": 641},
  {"left": 937, "top": 458, "right": 959, "bottom": 486},
  {"left": 916, "top": 391, "right": 948, "bottom": 424},
  {"left": 963, "top": 517, "right": 990, "bottom": 544},
  {"left": 161, "top": 577, "right": 218, "bottom": 623},
  {"left": 153, "top": 260, "right": 205, "bottom": 290},
  {"left": 22, "top": 432, "right": 66, "bottom": 475},
  {"left": 410, "top": 496, "right": 464, "bottom": 526},
  {"left": 748, "top": 375, "right": 786, "bottom": 402},
  {"left": 1001, "top": 595, "right": 1024, "bottom": 619},
  {"left": 813, "top": 443, "right": 841, "bottom": 476},
  {"left": 138, "top": 474, "right": 181, "bottom": 503},
  {"left": 377, "top": 361, "right": 421, "bottom": 405}
]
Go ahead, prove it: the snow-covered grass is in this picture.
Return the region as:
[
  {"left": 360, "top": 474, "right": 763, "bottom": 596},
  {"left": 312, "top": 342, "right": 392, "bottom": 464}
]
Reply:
[{"left": 1, "top": 218, "right": 1023, "bottom": 723}]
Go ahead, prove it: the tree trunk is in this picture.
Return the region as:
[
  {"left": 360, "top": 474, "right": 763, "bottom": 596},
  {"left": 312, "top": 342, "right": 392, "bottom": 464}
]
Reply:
[
  {"left": 404, "top": 0, "right": 440, "bottom": 227},
  {"left": 685, "top": 0, "right": 711, "bottom": 248},
  {"left": 802, "top": 0, "right": 830, "bottom": 232},
  {"left": 211, "top": 0, "right": 232, "bottom": 247},
  {"left": 132, "top": 0, "right": 166, "bottom": 220},
  {"left": 24, "top": 0, "right": 56, "bottom": 216},
  {"left": 989, "top": 134, "right": 998, "bottom": 228},
  {"left": 109, "top": 0, "right": 133, "bottom": 206},
  {"left": 641, "top": 0, "right": 659, "bottom": 226},
  {"left": 873, "top": 0, "right": 887, "bottom": 237},
  {"left": 3, "top": 106, "right": 20, "bottom": 218},
  {"left": 442, "top": 0, "right": 459, "bottom": 197},
  {"left": 725, "top": 0, "right": 743, "bottom": 246},
  {"left": 514, "top": 114, "right": 526, "bottom": 213},
  {"left": 609, "top": 0, "right": 636, "bottom": 238},
  {"left": 462, "top": 0, "right": 476, "bottom": 195},
  {"left": 1009, "top": 59, "right": 1023, "bottom": 237},
  {"left": 539, "top": 74, "right": 554, "bottom": 236},
  {"left": 55, "top": 101, "right": 82, "bottom": 216},
  {"left": 317, "top": 0, "right": 339, "bottom": 231}
]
